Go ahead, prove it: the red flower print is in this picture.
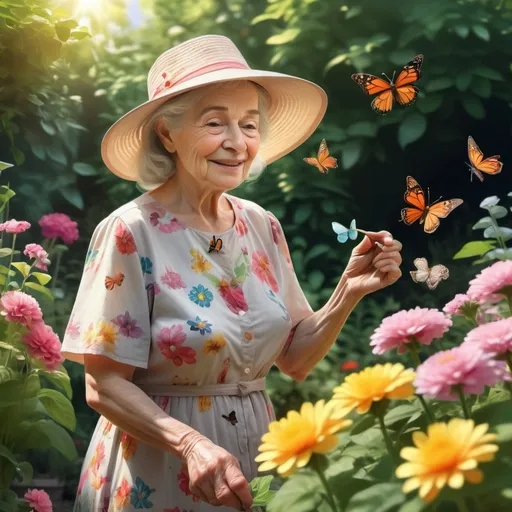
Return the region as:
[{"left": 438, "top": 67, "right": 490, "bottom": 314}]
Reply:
[
  {"left": 77, "top": 468, "right": 88, "bottom": 495},
  {"left": 157, "top": 325, "right": 196, "bottom": 366},
  {"left": 230, "top": 196, "right": 244, "bottom": 210},
  {"left": 177, "top": 464, "right": 201, "bottom": 502},
  {"left": 114, "top": 221, "right": 137, "bottom": 255},
  {"left": 147, "top": 205, "right": 187, "bottom": 234},
  {"left": 161, "top": 266, "right": 187, "bottom": 289},
  {"left": 217, "top": 357, "right": 231, "bottom": 383},
  {"left": 235, "top": 216, "right": 248, "bottom": 236},
  {"left": 267, "top": 212, "right": 282, "bottom": 245},
  {"left": 218, "top": 278, "right": 248, "bottom": 314},
  {"left": 121, "top": 432, "right": 138, "bottom": 460},
  {"left": 341, "top": 360, "right": 359, "bottom": 371},
  {"left": 252, "top": 250, "right": 279, "bottom": 292},
  {"left": 114, "top": 478, "right": 131, "bottom": 510}
]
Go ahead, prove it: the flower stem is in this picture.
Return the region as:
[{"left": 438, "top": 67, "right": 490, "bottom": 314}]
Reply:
[
  {"left": 416, "top": 394, "right": 435, "bottom": 423},
  {"left": 2, "top": 233, "right": 16, "bottom": 293},
  {"left": 377, "top": 412, "right": 399, "bottom": 467},
  {"left": 310, "top": 455, "right": 338, "bottom": 512},
  {"left": 488, "top": 211, "right": 507, "bottom": 251},
  {"left": 456, "top": 386, "right": 472, "bottom": 419}
]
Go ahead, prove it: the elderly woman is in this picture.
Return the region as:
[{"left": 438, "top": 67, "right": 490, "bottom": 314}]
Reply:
[{"left": 62, "top": 35, "right": 403, "bottom": 511}]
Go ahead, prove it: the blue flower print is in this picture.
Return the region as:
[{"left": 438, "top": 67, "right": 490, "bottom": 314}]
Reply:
[
  {"left": 140, "top": 256, "right": 153, "bottom": 275},
  {"left": 189, "top": 284, "right": 213, "bottom": 307},
  {"left": 187, "top": 316, "right": 213, "bottom": 335},
  {"left": 130, "top": 476, "right": 155, "bottom": 509}
]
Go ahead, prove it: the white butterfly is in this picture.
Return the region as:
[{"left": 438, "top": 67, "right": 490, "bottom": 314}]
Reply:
[{"left": 410, "top": 258, "right": 449, "bottom": 290}]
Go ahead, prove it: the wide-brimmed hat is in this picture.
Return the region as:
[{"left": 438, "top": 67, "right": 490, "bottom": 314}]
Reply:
[{"left": 101, "top": 34, "right": 327, "bottom": 181}]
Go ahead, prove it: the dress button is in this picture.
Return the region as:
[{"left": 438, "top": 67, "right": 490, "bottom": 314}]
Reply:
[
  {"left": 244, "top": 368, "right": 250, "bottom": 374},
  {"left": 238, "top": 310, "right": 246, "bottom": 317},
  {"left": 244, "top": 332, "right": 253, "bottom": 341}
]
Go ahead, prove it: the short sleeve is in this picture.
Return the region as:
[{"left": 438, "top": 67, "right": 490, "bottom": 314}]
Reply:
[
  {"left": 265, "top": 211, "right": 313, "bottom": 329},
  {"left": 61, "top": 216, "right": 151, "bottom": 369}
]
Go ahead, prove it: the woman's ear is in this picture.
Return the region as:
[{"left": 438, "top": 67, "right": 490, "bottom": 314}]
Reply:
[{"left": 155, "top": 118, "right": 176, "bottom": 153}]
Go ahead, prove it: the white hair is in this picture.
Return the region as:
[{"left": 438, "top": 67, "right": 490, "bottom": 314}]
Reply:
[{"left": 137, "top": 80, "right": 270, "bottom": 191}]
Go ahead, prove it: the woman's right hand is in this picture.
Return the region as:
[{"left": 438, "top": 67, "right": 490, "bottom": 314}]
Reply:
[{"left": 182, "top": 435, "right": 253, "bottom": 510}]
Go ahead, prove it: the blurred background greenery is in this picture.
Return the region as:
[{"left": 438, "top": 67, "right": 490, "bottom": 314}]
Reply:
[{"left": 1, "top": 0, "right": 512, "bottom": 501}]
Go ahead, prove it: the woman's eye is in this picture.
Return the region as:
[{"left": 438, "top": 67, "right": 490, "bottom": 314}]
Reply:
[
  {"left": 207, "top": 122, "right": 221, "bottom": 127},
  {"left": 245, "top": 124, "right": 257, "bottom": 130}
]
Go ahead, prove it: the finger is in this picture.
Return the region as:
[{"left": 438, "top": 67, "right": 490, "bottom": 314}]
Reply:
[
  {"left": 357, "top": 229, "right": 393, "bottom": 245},
  {"left": 373, "top": 251, "right": 402, "bottom": 266},
  {"left": 381, "top": 239, "right": 403, "bottom": 252},
  {"left": 225, "top": 464, "right": 253, "bottom": 510},
  {"left": 380, "top": 263, "right": 402, "bottom": 277},
  {"left": 374, "top": 258, "right": 401, "bottom": 270}
]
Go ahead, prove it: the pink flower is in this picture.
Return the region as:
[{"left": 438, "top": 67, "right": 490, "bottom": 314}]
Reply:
[
  {"left": 157, "top": 325, "right": 196, "bottom": 365},
  {"left": 0, "top": 219, "right": 31, "bottom": 234},
  {"left": 0, "top": 291, "right": 43, "bottom": 328},
  {"left": 24, "top": 488, "right": 53, "bottom": 512},
  {"left": 22, "top": 322, "right": 64, "bottom": 371},
  {"left": 161, "top": 266, "right": 186, "bottom": 289},
  {"left": 467, "top": 260, "right": 512, "bottom": 303},
  {"left": 112, "top": 311, "right": 144, "bottom": 338},
  {"left": 370, "top": 307, "right": 452, "bottom": 355},
  {"left": 464, "top": 317, "right": 512, "bottom": 356},
  {"left": 267, "top": 212, "right": 282, "bottom": 244},
  {"left": 218, "top": 278, "right": 248, "bottom": 314},
  {"left": 443, "top": 294, "right": 473, "bottom": 315},
  {"left": 24, "top": 243, "right": 51, "bottom": 270},
  {"left": 235, "top": 216, "right": 248, "bottom": 236},
  {"left": 414, "top": 344, "right": 511, "bottom": 400},
  {"left": 476, "top": 304, "right": 503, "bottom": 325},
  {"left": 252, "top": 250, "right": 279, "bottom": 292},
  {"left": 38, "top": 213, "right": 79, "bottom": 244}
]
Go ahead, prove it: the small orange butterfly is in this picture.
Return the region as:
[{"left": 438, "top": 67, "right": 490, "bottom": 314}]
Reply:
[
  {"left": 303, "top": 139, "right": 338, "bottom": 174},
  {"left": 401, "top": 176, "right": 463, "bottom": 234},
  {"left": 208, "top": 235, "right": 223, "bottom": 253},
  {"left": 467, "top": 136, "right": 503, "bottom": 182},
  {"left": 352, "top": 54, "right": 423, "bottom": 115},
  {"left": 105, "top": 272, "right": 125, "bottom": 291}
]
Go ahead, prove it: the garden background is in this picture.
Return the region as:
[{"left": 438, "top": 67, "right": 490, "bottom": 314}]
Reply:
[{"left": 1, "top": 0, "right": 512, "bottom": 509}]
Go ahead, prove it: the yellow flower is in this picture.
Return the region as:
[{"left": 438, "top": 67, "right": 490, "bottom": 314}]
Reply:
[
  {"left": 96, "top": 321, "right": 119, "bottom": 351},
  {"left": 202, "top": 333, "right": 227, "bottom": 354},
  {"left": 198, "top": 396, "right": 212, "bottom": 412},
  {"left": 190, "top": 248, "right": 213, "bottom": 273},
  {"left": 255, "top": 399, "right": 352, "bottom": 478},
  {"left": 396, "top": 419, "right": 498, "bottom": 503},
  {"left": 330, "top": 363, "right": 415, "bottom": 417}
]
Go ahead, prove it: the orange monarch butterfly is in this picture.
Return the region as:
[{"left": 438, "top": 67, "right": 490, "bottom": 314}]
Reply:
[
  {"left": 303, "top": 139, "right": 338, "bottom": 174},
  {"left": 467, "top": 136, "right": 503, "bottom": 182},
  {"left": 208, "top": 235, "right": 223, "bottom": 253},
  {"left": 400, "top": 176, "right": 463, "bottom": 234},
  {"left": 105, "top": 272, "right": 125, "bottom": 290},
  {"left": 351, "top": 54, "right": 423, "bottom": 115},
  {"left": 222, "top": 410, "right": 238, "bottom": 425}
]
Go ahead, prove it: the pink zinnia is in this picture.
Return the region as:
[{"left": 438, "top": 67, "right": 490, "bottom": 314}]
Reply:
[
  {"left": 161, "top": 266, "right": 186, "bottom": 289},
  {"left": 38, "top": 213, "right": 79, "bottom": 244},
  {"left": 370, "top": 307, "right": 452, "bottom": 355},
  {"left": 464, "top": 317, "right": 512, "bottom": 356},
  {"left": 0, "top": 219, "right": 31, "bottom": 234},
  {"left": 24, "top": 488, "right": 53, "bottom": 512},
  {"left": 414, "top": 344, "right": 511, "bottom": 400},
  {"left": 235, "top": 216, "right": 248, "bottom": 236},
  {"left": 24, "top": 243, "right": 51, "bottom": 270},
  {"left": 467, "top": 260, "right": 512, "bottom": 303},
  {"left": 22, "top": 322, "right": 64, "bottom": 371},
  {"left": 0, "top": 291, "right": 43, "bottom": 328},
  {"left": 443, "top": 294, "right": 475, "bottom": 315}
]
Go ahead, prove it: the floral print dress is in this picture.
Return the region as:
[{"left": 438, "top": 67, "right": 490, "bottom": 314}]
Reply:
[{"left": 61, "top": 192, "right": 313, "bottom": 512}]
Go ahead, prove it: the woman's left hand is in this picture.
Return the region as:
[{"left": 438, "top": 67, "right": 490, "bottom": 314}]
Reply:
[{"left": 342, "top": 230, "right": 403, "bottom": 298}]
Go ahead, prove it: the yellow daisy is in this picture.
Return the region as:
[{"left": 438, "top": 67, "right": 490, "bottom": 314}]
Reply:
[
  {"left": 255, "top": 399, "right": 352, "bottom": 478},
  {"left": 190, "top": 249, "right": 213, "bottom": 273},
  {"left": 202, "top": 333, "right": 227, "bottom": 354},
  {"left": 396, "top": 418, "right": 498, "bottom": 503},
  {"left": 330, "top": 363, "right": 415, "bottom": 418},
  {"left": 96, "top": 321, "right": 119, "bottom": 351}
]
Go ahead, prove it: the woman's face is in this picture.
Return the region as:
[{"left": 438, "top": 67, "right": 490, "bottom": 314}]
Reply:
[{"left": 160, "top": 83, "right": 261, "bottom": 192}]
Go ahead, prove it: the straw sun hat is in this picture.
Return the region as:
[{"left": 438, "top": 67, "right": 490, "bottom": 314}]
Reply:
[{"left": 100, "top": 34, "right": 327, "bottom": 181}]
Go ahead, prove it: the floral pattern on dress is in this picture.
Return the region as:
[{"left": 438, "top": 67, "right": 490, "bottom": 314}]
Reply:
[
  {"left": 187, "top": 316, "right": 212, "bottom": 335},
  {"left": 190, "top": 248, "right": 212, "bottom": 274},
  {"left": 202, "top": 333, "right": 226, "bottom": 355},
  {"left": 252, "top": 250, "right": 279, "bottom": 293},
  {"left": 84, "top": 321, "right": 119, "bottom": 352},
  {"left": 177, "top": 464, "right": 200, "bottom": 502},
  {"left": 112, "top": 311, "right": 144, "bottom": 338},
  {"left": 130, "top": 476, "right": 155, "bottom": 508},
  {"left": 157, "top": 325, "right": 196, "bottom": 365},
  {"left": 161, "top": 266, "right": 187, "bottom": 290},
  {"left": 188, "top": 284, "right": 213, "bottom": 307},
  {"left": 145, "top": 204, "right": 187, "bottom": 234},
  {"left": 140, "top": 256, "right": 153, "bottom": 275},
  {"left": 121, "top": 432, "right": 138, "bottom": 461},
  {"left": 115, "top": 221, "right": 137, "bottom": 255}
]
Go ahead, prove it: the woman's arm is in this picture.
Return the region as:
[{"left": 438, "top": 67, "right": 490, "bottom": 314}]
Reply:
[
  {"left": 84, "top": 354, "right": 202, "bottom": 459},
  {"left": 275, "top": 274, "right": 361, "bottom": 381}
]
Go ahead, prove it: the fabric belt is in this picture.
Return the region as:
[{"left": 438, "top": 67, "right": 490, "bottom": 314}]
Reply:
[{"left": 138, "top": 377, "right": 266, "bottom": 397}]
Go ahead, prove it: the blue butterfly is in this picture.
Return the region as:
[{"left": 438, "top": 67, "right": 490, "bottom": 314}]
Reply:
[{"left": 332, "top": 219, "right": 358, "bottom": 243}]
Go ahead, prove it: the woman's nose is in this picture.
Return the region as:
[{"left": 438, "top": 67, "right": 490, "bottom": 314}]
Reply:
[{"left": 223, "top": 125, "right": 247, "bottom": 152}]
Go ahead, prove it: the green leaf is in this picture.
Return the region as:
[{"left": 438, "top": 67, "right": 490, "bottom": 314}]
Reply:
[
  {"left": 24, "top": 281, "right": 53, "bottom": 301},
  {"left": 304, "top": 244, "right": 330, "bottom": 264},
  {"left": 484, "top": 226, "right": 512, "bottom": 242},
  {"left": 325, "top": 53, "right": 348, "bottom": 73},
  {"left": 60, "top": 187, "right": 84, "bottom": 209},
  {"left": 346, "top": 483, "right": 406, "bottom": 512},
  {"left": 0, "top": 185, "right": 15, "bottom": 213},
  {"left": 341, "top": 140, "right": 362, "bottom": 169},
  {"left": 11, "top": 262, "right": 31, "bottom": 278},
  {"left": 37, "top": 389, "right": 76, "bottom": 431},
  {"left": 488, "top": 205, "right": 508, "bottom": 219},
  {"left": 267, "top": 471, "right": 323, "bottom": 512},
  {"left": 11, "top": 147, "right": 24, "bottom": 166},
  {"left": 462, "top": 95, "right": 485, "bottom": 119},
  {"left": 473, "top": 67, "right": 503, "bottom": 81},
  {"left": 455, "top": 72, "right": 472, "bottom": 92},
  {"left": 266, "top": 28, "right": 300, "bottom": 45},
  {"left": 40, "top": 120, "right": 56, "bottom": 136},
  {"left": 0, "top": 445, "right": 32, "bottom": 484},
  {"left": 417, "top": 94, "right": 443, "bottom": 114},
  {"left": 347, "top": 122, "right": 377, "bottom": 138},
  {"left": 453, "top": 23, "right": 469, "bottom": 38},
  {"left": 472, "top": 24, "right": 490, "bottom": 42},
  {"left": 0, "top": 161, "right": 13, "bottom": 172},
  {"left": 351, "top": 414, "right": 376, "bottom": 435},
  {"left": 425, "top": 77, "right": 453, "bottom": 92},
  {"left": 384, "top": 403, "right": 420, "bottom": 426},
  {"left": 472, "top": 217, "right": 493, "bottom": 230},
  {"left": 398, "top": 113, "right": 427, "bottom": 149},
  {"left": 480, "top": 196, "right": 500, "bottom": 209},
  {"left": 0, "top": 367, "right": 17, "bottom": 385},
  {"left": 293, "top": 204, "right": 312, "bottom": 225},
  {"left": 471, "top": 76, "right": 492, "bottom": 98},
  {"left": 40, "top": 370, "right": 72, "bottom": 399},
  {"left": 32, "top": 420, "right": 78, "bottom": 461},
  {"left": 0, "top": 265, "right": 15, "bottom": 277},
  {"left": 249, "top": 475, "right": 277, "bottom": 507},
  {"left": 0, "top": 374, "right": 40, "bottom": 407},
  {"left": 30, "top": 272, "right": 52, "bottom": 286},
  {"left": 72, "top": 162, "right": 98, "bottom": 176},
  {"left": 308, "top": 270, "right": 324, "bottom": 291},
  {"left": 28, "top": 94, "right": 44, "bottom": 107},
  {"left": 453, "top": 240, "right": 497, "bottom": 259}
]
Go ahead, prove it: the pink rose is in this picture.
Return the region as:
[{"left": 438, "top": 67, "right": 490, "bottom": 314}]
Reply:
[
  {"left": 24, "top": 489, "right": 53, "bottom": 512},
  {"left": 24, "top": 243, "right": 51, "bottom": 270},
  {"left": 0, "top": 219, "right": 31, "bottom": 234}
]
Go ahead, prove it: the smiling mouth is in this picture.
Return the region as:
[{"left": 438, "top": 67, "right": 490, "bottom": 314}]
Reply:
[{"left": 211, "top": 161, "right": 245, "bottom": 168}]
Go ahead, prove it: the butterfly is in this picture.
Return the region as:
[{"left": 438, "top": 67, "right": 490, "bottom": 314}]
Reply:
[
  {"left": 401, "top": 176, "right": 463, "bottom": 234},
  {"left": 104, "top": 272, "right": 124, "bottom": 291},
  {"left": 351, "top": 54, "right": 423, "bottom": 115},
  {"left": 303, "top": 139, "right": 338, "bottom": 174},
  {"left": 410, "top": 257, "right": 449, "bottom": 290},
  {"left": 221, "top": 411, "right": 238, "bottom": 425},
  {"left": 467, "top": 136, "right": 503, "bottom": 182},
  {"left": 332, "top": 219, "right": 358, "bottom": 243},
  {"left": 208, "top": 235, "right": 223, "bottom": 253}
]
